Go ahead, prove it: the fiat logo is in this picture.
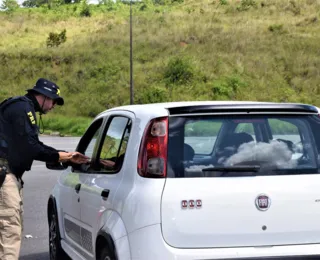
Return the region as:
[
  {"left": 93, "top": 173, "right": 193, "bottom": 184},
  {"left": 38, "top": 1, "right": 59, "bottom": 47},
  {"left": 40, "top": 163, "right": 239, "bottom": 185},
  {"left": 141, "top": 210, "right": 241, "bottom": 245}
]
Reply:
[{"left": 255, "top": 194, "right": 271, "bottom": 211}]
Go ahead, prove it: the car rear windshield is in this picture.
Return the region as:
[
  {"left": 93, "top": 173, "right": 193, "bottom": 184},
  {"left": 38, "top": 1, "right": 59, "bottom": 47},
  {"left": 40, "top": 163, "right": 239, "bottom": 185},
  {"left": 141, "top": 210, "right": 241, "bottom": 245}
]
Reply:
[{"left": 167, "top": 114, "right": 320, "bottom": 178}]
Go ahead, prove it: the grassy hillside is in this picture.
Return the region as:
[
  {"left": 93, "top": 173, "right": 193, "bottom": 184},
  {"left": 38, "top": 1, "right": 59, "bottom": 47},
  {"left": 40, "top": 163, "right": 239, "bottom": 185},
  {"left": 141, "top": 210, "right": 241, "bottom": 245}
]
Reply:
[{"left": 1, "top": 0, "right": 320, "bottom": 135}]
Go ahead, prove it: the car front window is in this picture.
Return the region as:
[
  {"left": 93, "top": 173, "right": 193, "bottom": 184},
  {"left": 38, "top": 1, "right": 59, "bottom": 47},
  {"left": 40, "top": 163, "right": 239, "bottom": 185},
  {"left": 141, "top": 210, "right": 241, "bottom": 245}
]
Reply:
[
  {"left": 97, "top": 116, "right": 131, "bottom": 173},
  {"left": 77, "top": 118, "right": 104, "bottom": 158}
]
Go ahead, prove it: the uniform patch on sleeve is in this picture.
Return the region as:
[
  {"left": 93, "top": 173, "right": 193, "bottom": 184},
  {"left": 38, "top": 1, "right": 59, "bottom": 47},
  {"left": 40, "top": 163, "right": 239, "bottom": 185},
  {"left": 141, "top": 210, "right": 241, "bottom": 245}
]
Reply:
[{"left": 27, "top": 111, "right": 36, "bottom": 124}]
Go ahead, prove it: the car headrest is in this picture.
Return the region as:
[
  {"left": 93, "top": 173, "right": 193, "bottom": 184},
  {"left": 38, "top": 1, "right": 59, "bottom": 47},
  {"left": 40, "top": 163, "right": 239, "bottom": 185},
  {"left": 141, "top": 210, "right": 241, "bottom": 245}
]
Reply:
[
  {"left": 184, "top": 143, "right": 195, "bottom": 161},
  {"left": 220, "top": 132, "right": 254, "bottom": 150}
]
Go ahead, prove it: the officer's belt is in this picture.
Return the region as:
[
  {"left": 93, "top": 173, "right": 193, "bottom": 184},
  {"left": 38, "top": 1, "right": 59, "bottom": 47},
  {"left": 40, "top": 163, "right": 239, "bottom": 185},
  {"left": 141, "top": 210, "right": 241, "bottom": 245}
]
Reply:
[{"left": 0, "top": 158, "right": 9, "bottom": 189}]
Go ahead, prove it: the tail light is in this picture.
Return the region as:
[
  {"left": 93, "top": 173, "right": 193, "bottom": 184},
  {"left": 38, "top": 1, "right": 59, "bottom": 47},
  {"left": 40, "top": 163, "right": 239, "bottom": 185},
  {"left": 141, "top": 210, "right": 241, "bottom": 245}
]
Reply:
[{"left": 138, "top": 117, "right": 168, "bottom": 178}]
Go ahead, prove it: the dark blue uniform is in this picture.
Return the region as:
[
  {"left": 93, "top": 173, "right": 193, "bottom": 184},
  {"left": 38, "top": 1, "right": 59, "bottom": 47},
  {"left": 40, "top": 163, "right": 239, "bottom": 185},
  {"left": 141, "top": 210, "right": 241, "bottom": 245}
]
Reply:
[
  {"left": 0, "top": 94, "right": 59, "bottom": 180},
  {"left": 0, "top": 78, "right": 65, "bottom": 259}
]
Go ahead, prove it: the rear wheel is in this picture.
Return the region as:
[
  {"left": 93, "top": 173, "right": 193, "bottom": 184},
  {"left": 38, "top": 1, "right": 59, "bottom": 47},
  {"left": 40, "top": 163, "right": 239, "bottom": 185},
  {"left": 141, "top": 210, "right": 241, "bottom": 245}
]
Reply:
[{"left": 49, "top": 207, "right": 70, "bottom": 260}]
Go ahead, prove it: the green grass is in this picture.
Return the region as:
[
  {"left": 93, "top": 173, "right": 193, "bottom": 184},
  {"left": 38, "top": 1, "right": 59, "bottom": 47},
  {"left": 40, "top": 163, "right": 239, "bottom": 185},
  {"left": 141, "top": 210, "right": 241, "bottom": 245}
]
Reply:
[
  {"left": 1, "top": 0, "right": 320, "bottom": 135},
  {"left": 41, "top": 114, "right": 92, "bottom": 136}
]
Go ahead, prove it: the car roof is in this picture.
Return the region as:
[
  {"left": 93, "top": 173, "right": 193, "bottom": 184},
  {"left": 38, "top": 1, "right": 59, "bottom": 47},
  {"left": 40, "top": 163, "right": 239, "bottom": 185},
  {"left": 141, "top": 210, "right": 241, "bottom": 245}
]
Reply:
[{"left": 97, "top": 101, "right": 319, "bottom": 118}]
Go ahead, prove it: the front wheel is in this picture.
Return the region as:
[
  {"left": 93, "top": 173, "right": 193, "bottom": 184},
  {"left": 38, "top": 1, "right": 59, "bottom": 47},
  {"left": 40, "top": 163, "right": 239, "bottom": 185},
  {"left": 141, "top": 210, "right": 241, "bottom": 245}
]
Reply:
[
  {"left": 49, "top": 208, "right": 70, "bottom": 260},
  {"left": 98, "top": 246, "right": 116, "bottom": 260}
]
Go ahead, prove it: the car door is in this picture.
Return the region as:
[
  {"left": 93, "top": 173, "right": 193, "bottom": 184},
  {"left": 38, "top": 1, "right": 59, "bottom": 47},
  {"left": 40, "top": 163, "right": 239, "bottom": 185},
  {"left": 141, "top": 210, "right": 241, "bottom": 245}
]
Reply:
[
  {"left": 59, "top": 116, "right": 105, "bottom": 250},
  {"left": 78, "top": 112, "right": 133, "bottom": 258}
]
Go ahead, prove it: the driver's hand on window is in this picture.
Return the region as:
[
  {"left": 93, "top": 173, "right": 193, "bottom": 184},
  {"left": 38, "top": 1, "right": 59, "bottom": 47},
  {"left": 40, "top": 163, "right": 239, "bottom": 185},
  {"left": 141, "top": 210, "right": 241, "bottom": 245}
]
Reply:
[{"left": 99, "top": 159, "right": 115, "bottom": 168}]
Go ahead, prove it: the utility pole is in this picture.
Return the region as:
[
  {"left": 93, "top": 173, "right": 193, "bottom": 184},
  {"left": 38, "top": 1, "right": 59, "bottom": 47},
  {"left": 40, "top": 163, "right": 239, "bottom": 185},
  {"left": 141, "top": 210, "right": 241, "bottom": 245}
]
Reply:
[{"left": 129, "top": 0, "right": 134, "bottom": 105}]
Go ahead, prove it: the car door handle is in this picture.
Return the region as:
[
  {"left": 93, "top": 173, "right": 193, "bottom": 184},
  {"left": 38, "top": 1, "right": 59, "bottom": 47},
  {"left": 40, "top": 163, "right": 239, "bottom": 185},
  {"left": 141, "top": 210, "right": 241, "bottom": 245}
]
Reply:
[
  {"left": 75, "top": 183, "right": 81, "bottom": 193},
  {"left": 101, "top": 189, "right": 110, "bottom": 200}
]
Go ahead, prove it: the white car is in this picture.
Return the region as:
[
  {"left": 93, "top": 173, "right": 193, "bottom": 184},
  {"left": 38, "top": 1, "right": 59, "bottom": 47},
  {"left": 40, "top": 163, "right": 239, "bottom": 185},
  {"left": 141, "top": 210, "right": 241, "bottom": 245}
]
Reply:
[{"left": 47, "top": 101, "right": 320, "bottom": 260}]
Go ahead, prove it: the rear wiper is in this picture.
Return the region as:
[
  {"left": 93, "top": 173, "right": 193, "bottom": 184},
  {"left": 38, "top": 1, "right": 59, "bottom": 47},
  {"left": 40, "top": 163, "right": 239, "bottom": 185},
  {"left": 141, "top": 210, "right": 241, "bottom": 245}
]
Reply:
[{"left": 202, "top": 165, "right": 260, "bottom": 176}]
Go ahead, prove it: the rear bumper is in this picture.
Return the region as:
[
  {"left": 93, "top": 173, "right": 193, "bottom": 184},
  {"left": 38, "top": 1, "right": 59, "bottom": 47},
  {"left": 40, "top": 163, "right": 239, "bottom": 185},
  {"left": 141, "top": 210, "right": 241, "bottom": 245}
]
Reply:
[{"left": 127, "top": 224, "right": 320, "bottom": 260}]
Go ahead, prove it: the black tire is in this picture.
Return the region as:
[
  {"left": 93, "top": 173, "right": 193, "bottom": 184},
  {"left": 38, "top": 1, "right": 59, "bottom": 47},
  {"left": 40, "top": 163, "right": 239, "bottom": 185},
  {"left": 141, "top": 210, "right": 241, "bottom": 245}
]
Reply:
[
  {"left": 49, "top": 207, "right": 70, "bottom": 260},
  {"left": 98, "top": 246, "right": 116, "bottom": 260}
]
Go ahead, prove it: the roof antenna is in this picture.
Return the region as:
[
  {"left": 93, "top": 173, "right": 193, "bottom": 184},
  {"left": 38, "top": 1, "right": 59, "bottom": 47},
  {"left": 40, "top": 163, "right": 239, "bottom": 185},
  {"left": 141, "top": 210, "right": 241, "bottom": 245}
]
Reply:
[{"left": 129, "top": 0, "right": 134, "bottom": 105}]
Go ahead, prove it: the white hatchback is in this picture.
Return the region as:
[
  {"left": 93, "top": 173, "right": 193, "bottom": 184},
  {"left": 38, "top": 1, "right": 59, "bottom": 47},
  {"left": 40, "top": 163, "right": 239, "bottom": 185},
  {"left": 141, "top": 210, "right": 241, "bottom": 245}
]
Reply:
[{"left": 47, "top": 101, "right": 320, "bottom": 260}]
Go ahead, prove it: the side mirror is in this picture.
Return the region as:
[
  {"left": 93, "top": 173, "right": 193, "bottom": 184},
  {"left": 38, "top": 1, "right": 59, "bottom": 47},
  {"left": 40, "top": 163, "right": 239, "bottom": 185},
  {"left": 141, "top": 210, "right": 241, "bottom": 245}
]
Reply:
[
  {"left": 72, "top": 163, "right": 91, "bottom": 173},
  {"left": 46, "top": 161, "right": 69, "bottom": 170}
]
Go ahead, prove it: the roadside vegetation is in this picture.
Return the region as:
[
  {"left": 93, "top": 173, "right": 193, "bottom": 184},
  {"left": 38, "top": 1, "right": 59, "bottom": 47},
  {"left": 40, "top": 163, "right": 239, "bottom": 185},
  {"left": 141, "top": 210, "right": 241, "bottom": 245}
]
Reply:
[{"left": 1, "top": 0, "right": 320, "bottom": 135}]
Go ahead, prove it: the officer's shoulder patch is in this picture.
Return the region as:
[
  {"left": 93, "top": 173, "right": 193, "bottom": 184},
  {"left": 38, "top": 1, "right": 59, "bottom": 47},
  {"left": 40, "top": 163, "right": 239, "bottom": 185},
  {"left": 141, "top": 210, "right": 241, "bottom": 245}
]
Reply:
[{"left": 27, "top": 111, "right": 36, "bottom": 124}]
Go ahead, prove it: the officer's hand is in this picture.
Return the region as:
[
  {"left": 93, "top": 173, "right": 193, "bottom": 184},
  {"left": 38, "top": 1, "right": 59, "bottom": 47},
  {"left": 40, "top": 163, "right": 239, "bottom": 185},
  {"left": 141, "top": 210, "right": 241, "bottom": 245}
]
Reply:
[
  {"left": 69, "top": 152, "right": 90, "bottom": 164},
  {"left": 58, "top": 152, "right": 73, "bottom": 162}
]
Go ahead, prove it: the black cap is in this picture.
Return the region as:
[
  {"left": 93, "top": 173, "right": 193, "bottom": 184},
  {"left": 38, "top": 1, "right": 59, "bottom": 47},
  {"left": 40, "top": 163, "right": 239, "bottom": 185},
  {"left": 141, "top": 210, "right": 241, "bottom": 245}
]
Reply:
[{"left": 27, "top": 78, "right": 64, "bottom": 106}]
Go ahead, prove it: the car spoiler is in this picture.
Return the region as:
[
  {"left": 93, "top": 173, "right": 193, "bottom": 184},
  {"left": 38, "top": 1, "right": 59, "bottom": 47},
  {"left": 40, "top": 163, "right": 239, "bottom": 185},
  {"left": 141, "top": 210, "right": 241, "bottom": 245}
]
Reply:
[{"left": 167, "top": 103, "right": 319, "bottom": 116}]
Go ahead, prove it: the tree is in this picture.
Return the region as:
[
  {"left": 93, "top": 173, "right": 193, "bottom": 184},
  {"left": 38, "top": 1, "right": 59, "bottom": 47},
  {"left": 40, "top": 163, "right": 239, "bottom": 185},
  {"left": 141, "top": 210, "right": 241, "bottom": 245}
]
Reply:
[
  {"left": 1, "top": 0, "right": 19, "bottom": 11},
  {"left": 22, "top": 0, "right": 47, "bottom": 7}
]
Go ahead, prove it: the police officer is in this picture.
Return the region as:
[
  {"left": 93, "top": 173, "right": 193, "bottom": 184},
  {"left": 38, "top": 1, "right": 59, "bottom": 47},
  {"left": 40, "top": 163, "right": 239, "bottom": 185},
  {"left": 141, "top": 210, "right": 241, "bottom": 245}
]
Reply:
[{"left": 0, "top": 78, "right": 89, "bottom": 260}]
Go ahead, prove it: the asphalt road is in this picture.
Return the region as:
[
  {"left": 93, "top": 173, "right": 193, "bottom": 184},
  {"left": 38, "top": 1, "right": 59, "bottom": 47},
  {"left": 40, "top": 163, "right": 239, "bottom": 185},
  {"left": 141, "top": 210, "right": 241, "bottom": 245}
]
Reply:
[{"left": 20, "top": 136, "right": 80, "bottom": 260}]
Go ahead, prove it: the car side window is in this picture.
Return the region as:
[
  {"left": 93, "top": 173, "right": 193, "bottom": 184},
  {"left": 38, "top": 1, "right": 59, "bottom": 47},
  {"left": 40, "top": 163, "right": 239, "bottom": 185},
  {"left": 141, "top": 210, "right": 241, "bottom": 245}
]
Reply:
[
  {"left": 234, "top": 123, "right": 256, "bottom": 141},
  {"left": 97, "top": 116, "right": 131, "bottom": 173},
  {"left": 77, "top": 118, "right": 104, "bottom": 158},
  {"left": 268, "top": 119, "right": 302, "bottom": 153},
  {"left": 184, "top": 120, "right": 222, "bottom": 155}
]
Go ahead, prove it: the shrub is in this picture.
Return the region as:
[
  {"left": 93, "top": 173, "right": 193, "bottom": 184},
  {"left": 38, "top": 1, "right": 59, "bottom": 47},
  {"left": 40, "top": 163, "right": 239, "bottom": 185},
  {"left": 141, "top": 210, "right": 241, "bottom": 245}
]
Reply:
[
  {"left": 237, "top": 0, "right": 257, "bottom": 11},
  {"left": 268, "top": 24, "right": 285, "bottom": 34},
  {"left": 140, "top": 86, "right": 169, "bottom": 103},
  {"left": 79, "top": 0, "right": 91, "bottom": 17},
  {"left": 154, "top": 0, "right": 183, "bottom": 4},
  {"left": 164, "top": 56, "right": 195, "bottom": 85},
  {"left": 80, "top": 5, "right": 91, "bottom": 17},
  {"left": 211, "top": 75, "right": 247, "bottom": 99},
  {"left": 219, "top": 0, "right": 228, "bottom": 5},
  {"left": 46, "top": 29, "right": 67, "bottom": 48}
]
